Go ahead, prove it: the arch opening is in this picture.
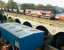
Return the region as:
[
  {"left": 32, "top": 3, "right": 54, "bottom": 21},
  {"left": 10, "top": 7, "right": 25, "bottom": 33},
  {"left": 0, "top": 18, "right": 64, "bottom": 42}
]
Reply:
[
  {"left": 36, "top": 25, "right": 49, "bottom": 49},
  {"left": 50, "top": 32, "right": 64, "bottom": 49},
  {"left": 0, "top": 14, "right": 7, "bottom": 23},
  {"left": 36, "top": 25, "right": 49, "bottom": 34},
  {"left": 36, "top": 25, "right": 49, "bottom": 40},
  {"left": 8, "top": 17, "right": 13, "bottom": 22},
  {"left": 3, "top": 15, "right": 7, "bottom": 22},
  {"left": 15, "top": 19, "right": 21, "bottom": 24},
  {"left": 23, "top": 21, "right": 32, "bottom": 27}
]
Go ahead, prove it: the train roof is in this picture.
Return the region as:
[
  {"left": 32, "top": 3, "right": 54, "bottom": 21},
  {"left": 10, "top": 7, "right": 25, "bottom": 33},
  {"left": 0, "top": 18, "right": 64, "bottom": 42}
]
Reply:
[{"left": 0, "top": 23, "right": 43, "bottom": 38}]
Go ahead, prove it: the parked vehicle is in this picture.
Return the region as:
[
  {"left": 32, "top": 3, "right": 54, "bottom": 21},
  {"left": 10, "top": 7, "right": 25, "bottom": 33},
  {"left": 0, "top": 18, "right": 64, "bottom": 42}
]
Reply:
[{"left": 55, "top": 13, "right": 64, "bottom": 20}]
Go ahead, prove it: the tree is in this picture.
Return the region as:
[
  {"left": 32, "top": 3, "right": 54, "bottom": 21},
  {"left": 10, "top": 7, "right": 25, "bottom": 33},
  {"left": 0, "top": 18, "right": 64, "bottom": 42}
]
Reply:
[
  {"left": 0, "top": 0, "right": 6, "bottom": 9},
  {"left": 35, "top": 4, "right": 45, "bottom": 10},
  {"left": 21, "top": 3, "right": 35, "bottom": 9},
  {"left": 20, "top": 3, "right": 35, "bottom": 15},
  {"left": 45, "top": 4, "right": 56, "bottom": 14},
  {"left": 45, "top": 5, "right": 55, "bottom": 11},
  {"left": 45, "top": 5, "right": 56, "bottom": 20},
  {"left": 7, "top": 0, "right": 18, "bottom": 11}
]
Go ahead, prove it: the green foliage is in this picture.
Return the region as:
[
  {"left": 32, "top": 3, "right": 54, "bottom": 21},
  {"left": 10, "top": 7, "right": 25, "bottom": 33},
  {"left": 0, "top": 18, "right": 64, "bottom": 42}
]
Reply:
[
  {"left": 35, "top": 4, "right": 45, "bottom": 10},
  {"left": 0, "top": 0, "right": 6, "bottom": 8},
  {"left": 20, "top": 3, "right": 54, "bottom": 10},
  {"left": 21, "top": 3, "right": 35, "bottom": 9},
  {"left": 6, "top": 0, "right": 18, "bottom": 9},
  {"left": 45, "top": 5, "right": 54, "bottom": 11},
  {"left": 20, "top": 3, "right": 35, "bottom": 15}
]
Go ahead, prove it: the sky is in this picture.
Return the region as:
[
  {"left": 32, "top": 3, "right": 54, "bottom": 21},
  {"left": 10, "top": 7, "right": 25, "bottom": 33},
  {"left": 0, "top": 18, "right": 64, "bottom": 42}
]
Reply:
[{"left": 2, "top": 0, "right": 64, "bottom": 8}]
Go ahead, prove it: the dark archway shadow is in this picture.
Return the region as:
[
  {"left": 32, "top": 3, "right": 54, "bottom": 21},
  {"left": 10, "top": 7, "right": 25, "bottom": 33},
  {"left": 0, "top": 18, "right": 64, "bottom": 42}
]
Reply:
[
  {"left": 8, "top": 17, "right": 13, "bottom": 22},
  {"left": 36, "top": 25, "right": 49, "bottom": 35},
  {"left": 3, "top": 15, "right": 7, "bottom": 22},
  {"left": 0, "top": 14, "right": 6, "bottom": 23},
  {"left": 50, "top": 32, "right": 64, "bottom": 49},
  {"left": 15, "top": 19, "right": 21, "bottom": 24},
  {"left": 36, "top": 25, "right": 49, "bottom": 50},
  {"left": 23, "top": 21, "right": 32, "bottom": 27}
]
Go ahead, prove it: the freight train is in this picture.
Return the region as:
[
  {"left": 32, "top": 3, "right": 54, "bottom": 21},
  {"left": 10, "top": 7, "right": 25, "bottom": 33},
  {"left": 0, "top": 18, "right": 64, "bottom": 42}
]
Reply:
[
  {"left": 6, "top": 12, "right": 64, "bottom": 50},
  {"left": 0, "top": 10, "right": 64, "bottom": 50},
  {"left": 0, "top": 23, "right": 45, "bottom": 50}
]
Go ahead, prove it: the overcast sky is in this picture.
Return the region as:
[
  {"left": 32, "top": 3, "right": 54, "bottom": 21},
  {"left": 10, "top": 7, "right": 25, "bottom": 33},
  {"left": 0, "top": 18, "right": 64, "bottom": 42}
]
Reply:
[{"left": 2, "top": 0, "right": 64, "bottom": 8}]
